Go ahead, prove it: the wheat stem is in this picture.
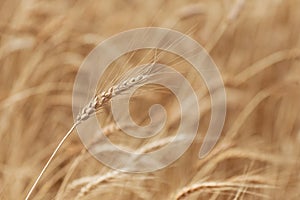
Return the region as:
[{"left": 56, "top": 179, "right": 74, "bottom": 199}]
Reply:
[{"left": 25, "top": 121, "right": 80, "bottom": 200}]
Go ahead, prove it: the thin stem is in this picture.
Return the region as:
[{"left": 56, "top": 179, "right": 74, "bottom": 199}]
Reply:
[{"left": 25, "top": 121, "right": 80, "bottom": 200}]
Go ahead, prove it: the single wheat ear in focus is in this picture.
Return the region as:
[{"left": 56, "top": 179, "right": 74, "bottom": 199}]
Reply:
[{"left": 24, "top": 64, "right": 154, "bottom": 200}]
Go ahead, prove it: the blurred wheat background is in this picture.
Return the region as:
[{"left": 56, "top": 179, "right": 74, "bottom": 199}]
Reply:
[{"left": 1, "top": 0, "right": 300, "bottom": 199}]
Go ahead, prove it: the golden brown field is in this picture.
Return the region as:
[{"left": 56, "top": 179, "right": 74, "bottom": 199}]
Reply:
[{"left": 1, "top": 0, "right": 300, "bottom": 199}]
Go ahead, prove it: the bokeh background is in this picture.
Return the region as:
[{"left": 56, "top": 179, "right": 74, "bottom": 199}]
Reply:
[{"left": 1, "top": 0, "right": 300, "bottom": 199}]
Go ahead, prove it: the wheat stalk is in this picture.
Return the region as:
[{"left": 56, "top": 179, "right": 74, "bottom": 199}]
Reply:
[
  {"left": 25, "top": 122, "right": 79, "bottom": 200},
  {"left": 55, "top": 123, "right": 118, "bottom": 200},
  {"left": 24, "top": 62, "right": 158, "bottom": 200}
]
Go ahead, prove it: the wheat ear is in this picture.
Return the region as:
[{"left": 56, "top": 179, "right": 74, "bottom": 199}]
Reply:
[
  {"left": 25, "top": 64, "right": 155, "bottom": 199},
  {"left": 76, "top": 66, "right": 151, "bottom": 122},
  {"left": 175, "top": 181, "right": 274, "bottom": 200}
]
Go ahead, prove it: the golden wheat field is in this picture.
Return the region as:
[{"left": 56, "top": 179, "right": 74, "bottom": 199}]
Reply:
[{"left": 1, "top": 0, "right": 300, "bottom": 199}]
